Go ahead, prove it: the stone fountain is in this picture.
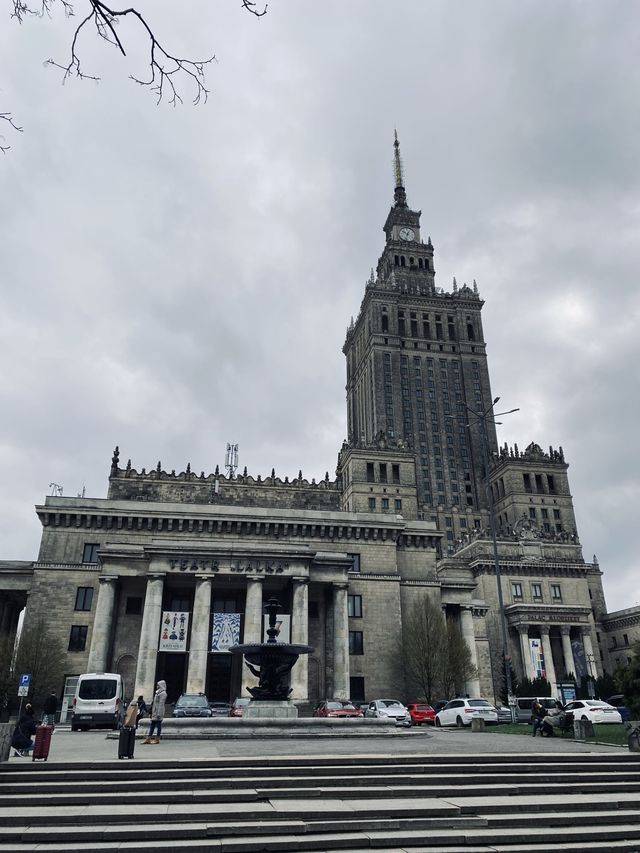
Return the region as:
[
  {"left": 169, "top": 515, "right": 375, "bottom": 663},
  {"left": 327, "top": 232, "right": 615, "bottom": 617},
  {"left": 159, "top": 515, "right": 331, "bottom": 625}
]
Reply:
[{"left": 230, "top": 596, "right": 313, "bottom": 718}]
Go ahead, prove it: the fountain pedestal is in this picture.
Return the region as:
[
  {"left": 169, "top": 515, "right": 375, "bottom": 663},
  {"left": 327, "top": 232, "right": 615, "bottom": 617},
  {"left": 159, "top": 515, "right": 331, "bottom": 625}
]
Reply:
[{"left": 244, "top": 700, "right": 298, "bottom": 720}]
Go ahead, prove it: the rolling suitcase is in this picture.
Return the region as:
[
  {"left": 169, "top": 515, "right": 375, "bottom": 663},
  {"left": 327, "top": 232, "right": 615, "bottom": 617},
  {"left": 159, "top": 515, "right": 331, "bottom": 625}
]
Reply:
[
  {"left": 118, "top": 726, "right": 136, "bottom": 759},
  {"left": 32, "top": 724, "right": 53, "bottom": 762}
]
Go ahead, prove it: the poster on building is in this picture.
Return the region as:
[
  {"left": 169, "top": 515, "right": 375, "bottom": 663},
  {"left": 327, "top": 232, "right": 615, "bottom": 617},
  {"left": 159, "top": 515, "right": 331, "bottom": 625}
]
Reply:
[
  {"left": 211, "top": 612, "right": 241, "bottom": 653},
  {"left": 529, "top": 638, "right": 545, "bottom": 678},
  {"left": 571, "top": 636, "right": 588, "bottom": 680},
  {"left": 159, "top": 611, "right": 189, "bottom": 652},
  {"left": 263, "top": 614, "right": 290, "bottom": 643}
]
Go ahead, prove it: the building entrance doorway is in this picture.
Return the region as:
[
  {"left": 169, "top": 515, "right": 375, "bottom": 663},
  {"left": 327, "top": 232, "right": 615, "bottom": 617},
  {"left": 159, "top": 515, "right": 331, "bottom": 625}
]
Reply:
[
  {"left": 156, "top": 652, "right": 187, "bottom": 704},
  {"left": 207, "top": 654, "right": 242, "bottom": 702}
]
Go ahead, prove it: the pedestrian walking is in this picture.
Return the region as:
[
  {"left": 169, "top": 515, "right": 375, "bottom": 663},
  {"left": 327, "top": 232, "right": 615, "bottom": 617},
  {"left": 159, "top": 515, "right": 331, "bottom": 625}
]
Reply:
[
  {"left": 42, "top": 691, "right": 58, "bottom": 728},
  {"left": 143, "top": 680, "right": 167, "bottom": 744}
]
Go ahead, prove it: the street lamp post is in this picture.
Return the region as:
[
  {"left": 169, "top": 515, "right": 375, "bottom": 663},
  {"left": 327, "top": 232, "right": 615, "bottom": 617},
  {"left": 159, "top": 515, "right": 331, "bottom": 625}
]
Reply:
[{"left": 467, "top": 396, "right": 519, "bottom": 720}]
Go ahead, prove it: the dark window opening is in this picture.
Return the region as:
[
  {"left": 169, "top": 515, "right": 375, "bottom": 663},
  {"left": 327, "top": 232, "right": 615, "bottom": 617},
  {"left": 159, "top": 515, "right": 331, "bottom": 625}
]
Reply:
[
  {"left": 366, "top": 462, "right": 375, "bottom": 483},
  {"left": 348, "top": 553, "right": 361, "bottom": 573},
  {"left": 68, "top": 625, "right": 88, "bottom": 652},
  {"left": 82, "top": 543, "right": 100, "bottom": 563},
  {"left": 381, "top": 314, "right": 389, "bottom": 333},
  {"left": 125, "top": 596, "right": 143, "bottom": 615},
  {"left": 348, "top": 594, "right": 363, "bottom": 618},
  {"left": 74, "top": 587, "right": 93, "bottom": 611},
  {"left": 379, "top": 463, "right": 388, "bottom": 483},
  {"left": 349, "top": 631, "right": 364, "bottom": 655},
  {"left": 392, "top": 464, "right": 400, "bottom": 484}
]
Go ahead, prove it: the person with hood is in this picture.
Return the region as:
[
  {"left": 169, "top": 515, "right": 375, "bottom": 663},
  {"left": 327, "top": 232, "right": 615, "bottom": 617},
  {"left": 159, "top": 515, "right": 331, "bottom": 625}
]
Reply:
[
  {"left": 11, "top": 704, "right": 37, "bottom": 756},
  {"left": 42, "top": 691, "right": 58, "bottom": 728},
  {"left": 143, "top": 680, "right": 167, "bottom": 744}
]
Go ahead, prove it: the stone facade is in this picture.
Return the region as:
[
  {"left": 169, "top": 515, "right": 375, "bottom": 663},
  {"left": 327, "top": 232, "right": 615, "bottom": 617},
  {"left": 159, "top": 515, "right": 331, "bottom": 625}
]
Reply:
[{"left": 0, "top": 136, "right": 630, "bottom": 707}]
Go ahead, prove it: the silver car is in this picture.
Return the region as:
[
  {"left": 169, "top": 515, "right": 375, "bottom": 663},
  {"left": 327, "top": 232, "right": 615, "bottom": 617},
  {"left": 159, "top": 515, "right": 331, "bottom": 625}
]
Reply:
[{"left": 365, "top": 699, "right": 410, "bottom": 724}]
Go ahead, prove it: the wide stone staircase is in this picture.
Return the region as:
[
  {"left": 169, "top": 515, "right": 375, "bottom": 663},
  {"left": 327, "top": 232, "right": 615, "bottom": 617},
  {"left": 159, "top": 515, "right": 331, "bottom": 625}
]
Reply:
[{"left": 1, "top": 752, "right": 640, "bottom": 851}]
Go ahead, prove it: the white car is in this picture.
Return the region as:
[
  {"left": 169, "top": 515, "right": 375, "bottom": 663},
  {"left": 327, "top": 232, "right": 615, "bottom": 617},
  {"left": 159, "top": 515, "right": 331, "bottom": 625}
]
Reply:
[
  {"left": 435, "top": 698, "right": 498, "bottom": 727},
  {"left": 564, "top": 699, "right": 622, "bottom": 724},
  {"left": 365, "top": 699, "right": 410, "bottom": 724}
]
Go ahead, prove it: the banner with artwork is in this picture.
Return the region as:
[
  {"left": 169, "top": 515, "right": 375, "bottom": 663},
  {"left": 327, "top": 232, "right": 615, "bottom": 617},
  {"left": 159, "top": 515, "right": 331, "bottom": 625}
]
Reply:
[
  {"left": 211, "top": 612, "right": 241, "bottom": 652},
  {"left": 529, "top": 638, "right": 545, "bottom": 678},
  {"left": 263, "top": 613, "right": 290, "bottom": 643},
  {"left": 159, "top": 611, "right": 189, "bottom": 652},
  {"left": 571, "top": 635, "right": 588, "bottom": 680}
]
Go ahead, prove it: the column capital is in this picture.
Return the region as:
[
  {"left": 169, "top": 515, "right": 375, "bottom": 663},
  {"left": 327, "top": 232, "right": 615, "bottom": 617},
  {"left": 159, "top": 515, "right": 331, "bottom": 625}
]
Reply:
[
  {"left": 517, "top": 624, "right": 529, "bottom": 635},
  {"left": 292, "top": 576, "right": 309, "bottom": 586},
  {"left": 246, "top": 575, "right": 265, "bottom": 584},
  {"left": 560, "top": 625, "right": 572, "bottom": 637},
  {"left": 539, "top": 625, "right": 550, "bottom": 636},
  {"left": 98, "top": 575, "right": 119, "bottom": 584},
  {"left": 146, "top": 573, "right": 166, "bottom": 582},
  {"left": 333, "top": 582, "right": 349, "bottom": 591}
]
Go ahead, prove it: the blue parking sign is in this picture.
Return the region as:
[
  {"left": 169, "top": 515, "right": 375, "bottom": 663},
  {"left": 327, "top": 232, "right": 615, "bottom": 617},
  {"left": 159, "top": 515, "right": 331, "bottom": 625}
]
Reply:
[{"left": 19, "top": 674, "right": 31, "bottom": 687}]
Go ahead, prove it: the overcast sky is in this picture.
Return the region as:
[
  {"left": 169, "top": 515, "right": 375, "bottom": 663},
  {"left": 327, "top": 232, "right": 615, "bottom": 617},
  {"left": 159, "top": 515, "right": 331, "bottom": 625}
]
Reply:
[{"left": 1, "top": 1, "right": 638, "bottom": 612}]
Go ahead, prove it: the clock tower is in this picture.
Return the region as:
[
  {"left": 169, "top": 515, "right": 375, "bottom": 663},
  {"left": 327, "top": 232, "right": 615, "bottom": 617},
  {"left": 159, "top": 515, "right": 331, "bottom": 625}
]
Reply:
[{"left": 343, "top": 133, "right": 497, "bottom": 549}]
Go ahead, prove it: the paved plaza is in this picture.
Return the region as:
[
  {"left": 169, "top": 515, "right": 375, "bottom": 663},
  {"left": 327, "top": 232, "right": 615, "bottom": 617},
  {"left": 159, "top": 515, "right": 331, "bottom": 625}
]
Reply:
[{"left": 7, "top": 725, "right": 625, "bottom": 764}]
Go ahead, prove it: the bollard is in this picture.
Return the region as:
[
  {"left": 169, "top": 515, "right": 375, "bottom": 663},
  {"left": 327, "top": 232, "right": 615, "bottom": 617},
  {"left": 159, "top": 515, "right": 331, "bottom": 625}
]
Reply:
[
  {"left": 0, "top": 723, "right": 12, "bottom": 762},
  {"left": 624, "top": 721, "right": 640, "bottom": 753},
  {"left": 471, "top": 717, "right": 485, "bottom": 732},
  {"left": 573, "top": 719, "right": 594, "bottom": 740}
]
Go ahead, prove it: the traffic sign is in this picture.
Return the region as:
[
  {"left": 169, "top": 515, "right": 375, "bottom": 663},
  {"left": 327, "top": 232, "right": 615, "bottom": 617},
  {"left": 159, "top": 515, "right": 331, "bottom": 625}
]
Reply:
[
  {"left": 17, "top": 685, "right": 28, "bottom": 697},
  {"left": 19, "top": 674, "right": 31, "bottom": 688}
]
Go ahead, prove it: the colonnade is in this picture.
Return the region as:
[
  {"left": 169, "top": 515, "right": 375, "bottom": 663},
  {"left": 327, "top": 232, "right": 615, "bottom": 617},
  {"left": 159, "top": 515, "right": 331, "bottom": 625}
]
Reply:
[
  {"left": 88, "top": 574, "right": 351, "bottom": 704},
  {"left": 516, "top": 623, "right": 596, "bottom": 686}
]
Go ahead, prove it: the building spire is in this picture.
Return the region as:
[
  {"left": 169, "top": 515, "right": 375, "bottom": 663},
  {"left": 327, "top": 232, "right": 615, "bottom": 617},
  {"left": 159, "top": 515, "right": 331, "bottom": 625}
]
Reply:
[{"left": 393, "top": 129, "right": 407, "bottom": 208}]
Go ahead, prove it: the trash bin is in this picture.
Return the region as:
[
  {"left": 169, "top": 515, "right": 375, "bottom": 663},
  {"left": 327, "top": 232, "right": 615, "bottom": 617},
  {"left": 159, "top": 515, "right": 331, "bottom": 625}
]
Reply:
[
  {"left": 471, "top": 718, "right": 485, "bottom": 732},
  {"left": 573, "top": 719, "right": 594, "bottom": 740}
]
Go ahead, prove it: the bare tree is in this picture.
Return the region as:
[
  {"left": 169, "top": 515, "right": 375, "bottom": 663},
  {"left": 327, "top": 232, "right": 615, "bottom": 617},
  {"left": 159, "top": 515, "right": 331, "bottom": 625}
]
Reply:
[
  {"left": 12, "top": 618, "right": 66, "bottom": 712},
  {"left": 3, "top": 0, "right": 268, "bottom": 150},
  {"left": 398, "top": 594, "right": 446, "bottom": 703},
  {"left": 439, "top": 619, "right": 477, "bottom": 700}
]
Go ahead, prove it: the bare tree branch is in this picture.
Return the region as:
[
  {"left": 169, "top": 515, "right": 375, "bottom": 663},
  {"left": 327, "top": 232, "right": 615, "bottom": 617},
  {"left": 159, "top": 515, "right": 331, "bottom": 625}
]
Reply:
[
  {"left": 241, "top": 0, "right": 267, "bottom": 17},
  {"left": 0, "top": 111, "right": 23, "bottom": 153}
]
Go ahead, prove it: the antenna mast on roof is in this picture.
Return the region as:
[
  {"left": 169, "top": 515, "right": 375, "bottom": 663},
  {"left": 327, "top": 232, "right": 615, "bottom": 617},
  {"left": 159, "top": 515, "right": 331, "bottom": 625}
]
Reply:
[{"left": 225, "top": 443, "right": 238, "bottom": 478}]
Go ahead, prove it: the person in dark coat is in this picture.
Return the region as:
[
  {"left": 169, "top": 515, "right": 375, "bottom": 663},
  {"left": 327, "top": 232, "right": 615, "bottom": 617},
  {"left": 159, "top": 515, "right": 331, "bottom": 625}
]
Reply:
[
  {"left": 531, "top": 700, "right": 546, "bottom": 737},
  {"left": 136, "top": 695, "right": 148, "bottom": 727},
  {"left": 11, "top": 704, "right": 37, "bottom": 756},
  {"left": 42, "top": 692, "right": 58, "bottom": 727}
]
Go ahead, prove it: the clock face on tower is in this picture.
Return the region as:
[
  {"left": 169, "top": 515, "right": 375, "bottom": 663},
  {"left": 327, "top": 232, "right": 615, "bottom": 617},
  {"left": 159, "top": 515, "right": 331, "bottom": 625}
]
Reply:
[{"left": 398, "top": 227, "right": 415, "bottom": 241}]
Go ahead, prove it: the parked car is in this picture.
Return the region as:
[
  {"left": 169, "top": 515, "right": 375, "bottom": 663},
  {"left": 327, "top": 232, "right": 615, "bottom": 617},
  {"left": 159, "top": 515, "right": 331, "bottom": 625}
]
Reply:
[
  {"left": 209, "top": 701, "right": 232, "bottom": 717},
  {"left": 432, "top": 699, "right": 449, "bottom": 714},
  {"left": 563, "top": 699, "right": 622, "bottom": 724},
  {"left": 172, "top": 694, "right": 213, "bottom": 718},
  {"left": 513, "top": 696, "right": 559, "bottom": 723},
  {"left": 230, "top": 697, "right": 251, "bottom": 718},
  {"left": 435, "top": 698, "right": 498, "bottom": 727},
  {"left": 313, "top": 700, "right": 364, "bottom": 718},
  {"left": 406, "top": 702, "right": 436, "bottom": 725},
  {"left": 71, "top": 672, "right": 125, "bottom": 731},
  {"left": 606, "top": 695, "right": 632, "bottom": 722},
  {"left": 495, "top": 705, "right": 514, "bottom": 724},
  {"left": 365, "top": 699, "right": 410, "bottom": 724}
]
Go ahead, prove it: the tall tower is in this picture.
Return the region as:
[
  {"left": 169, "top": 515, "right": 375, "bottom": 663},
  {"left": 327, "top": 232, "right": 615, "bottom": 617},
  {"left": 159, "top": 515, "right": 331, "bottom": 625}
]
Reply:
[{"left": 343, "top": 134, "right": 498, "bottom": 550}]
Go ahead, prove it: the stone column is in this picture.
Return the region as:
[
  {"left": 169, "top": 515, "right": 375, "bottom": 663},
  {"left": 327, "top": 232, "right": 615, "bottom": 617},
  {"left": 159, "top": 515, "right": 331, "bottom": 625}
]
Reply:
[
  {"left": 332, "top": 583, "right": 350, "bottom": 701},
  {"left": 460, "top": 606, "right": 481, "bottom": 697},
  {"left": 582, "top": 627, "right": 597, "bottom": 677},
  {"left": 241, "top": 578, "right": 264, "bottom": 697},
  {"left": 186, "top": 577, "right": 212, "bottom": 694},
  {"left": 87, "top": 576, "right": 118, "bottom": 673},
  {"left": 290, "top": 578, "right": 309, "bottom": 702},
  {"left": 133, "top": 574, "right": 165, "bottom": 702},
  {"left": 561, "top": 626, "right": 575, "bottom": 677},
  {"left": 539, "top": 625, "right": 557, "bottom": 691},
  {"left": 518, "top": 624, "right": 535, "bottom": 681}
]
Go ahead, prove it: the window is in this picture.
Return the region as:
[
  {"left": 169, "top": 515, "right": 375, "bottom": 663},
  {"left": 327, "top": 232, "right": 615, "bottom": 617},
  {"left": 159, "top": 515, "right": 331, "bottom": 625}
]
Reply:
[
  {"left": 368, "top": 497, "right": 376, "bottom": 511},
  {"left": 523, "top": 474, "right": 532, "bottom": 493},
  {"left": 551, "top": 584, "right": 562, "bottom": 602},
  {"left": 366, "top": 462, "right": 375, "bottom": 483},
  {"left": 82, "top": 543, "right": 100, "bottom": 563},
  {"left": 74, "top": 587, "right": 93, "bottom": 611},
  {"left": 392, "top": 464, "right": 400, "bottom": 484},
  {"left": 349, "top": 631, "right": 364, "bottom": 655},
  {"left": 511, "top": 582, "right": 523, "bottom": 600},
  {"left": 624, "top": 634, "right": 629, "bottom": 646},
  {"left": 171, "top": 596, "right": 191, "bottom": 611},
  {"left": 529, "top": 508, "right": 536, "bottom": 520},
  {"left": 394, "top": 498, "right": 402, "bottom": 511},
  {"left": 541, "top": 508, "right": 549, "bottom": 519},
  {"left": 547, "top": 474, "right": 556, "bottom": 493},
  {"left": 535, "top": 474, "right": 543, "bottom": 492},
  {"left": 348, "top": 594, "right": 363, "bottom": 618},
  {"left": 532, "top": 583, "right": 543, "bottom": 601},
  {"left": 68, "top": 625, "right": 88, "bottom": 652},
  {"left": 348, "top": 553, "right": 361, "bottom": 573},
  {"left": 125, "top": 596, "right": 143, "bottom": 615},
  {"left": 553, "top": 509, "right": 561, "bottom": 520},
  {"left": 381, "top": 497, "right": 389, "bottom": 510},
  {"left": 379, "top": 463, "right": 388, "bottom": 483},
  {"left": 213, "top": 598, "right": 236, "bottom": 613}
]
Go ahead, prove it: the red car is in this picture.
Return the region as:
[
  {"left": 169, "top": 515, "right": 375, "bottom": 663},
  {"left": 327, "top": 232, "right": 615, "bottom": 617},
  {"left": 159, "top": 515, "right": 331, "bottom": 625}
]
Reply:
[
  {"left": 406, "top": 702, "right": 436, "bottom": 725},
  {"left": 313, "top": 700, "right": 364, "bottom": 718}
]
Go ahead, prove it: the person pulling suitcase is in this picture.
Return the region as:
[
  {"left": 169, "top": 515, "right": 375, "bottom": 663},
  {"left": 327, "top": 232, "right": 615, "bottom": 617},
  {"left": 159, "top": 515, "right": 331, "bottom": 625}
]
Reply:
[{"left": 118, "top": 701, "right": 139, "bottom": 760}]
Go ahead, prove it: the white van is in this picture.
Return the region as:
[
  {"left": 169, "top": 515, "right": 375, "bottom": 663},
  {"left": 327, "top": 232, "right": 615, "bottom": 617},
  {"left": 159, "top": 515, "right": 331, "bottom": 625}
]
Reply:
[{"left": 71, "top": 672, "right": 125, "bottom": 731}]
